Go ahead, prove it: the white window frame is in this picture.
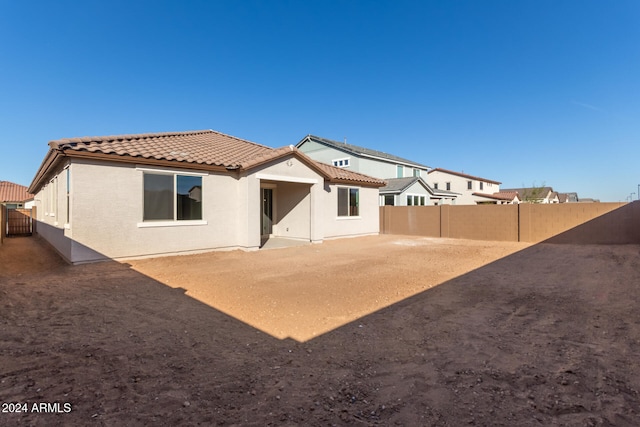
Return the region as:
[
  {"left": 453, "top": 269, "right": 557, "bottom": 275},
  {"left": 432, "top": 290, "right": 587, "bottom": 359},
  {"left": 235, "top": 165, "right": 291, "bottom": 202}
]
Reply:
[
  {"left": 64, "top": 166, "right": 71, "bottom": 228},
  {"left": 136, "top": 166, "right": 208, "bottom": 228},
  {"left": 406, "top": 193, "right": 426, "bottom": 206},
  {"left": 332, "top": 157, "right": 351, "bottom": 168},
  {"left": 336, "top": 186, "right": 360, "bottom": 219}
]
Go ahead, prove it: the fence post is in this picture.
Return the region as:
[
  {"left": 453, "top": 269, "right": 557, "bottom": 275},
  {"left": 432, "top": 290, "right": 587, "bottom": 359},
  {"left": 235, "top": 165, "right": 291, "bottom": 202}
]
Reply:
[{"left": 440, "top": 204, "right": 450, "bottom": 238}]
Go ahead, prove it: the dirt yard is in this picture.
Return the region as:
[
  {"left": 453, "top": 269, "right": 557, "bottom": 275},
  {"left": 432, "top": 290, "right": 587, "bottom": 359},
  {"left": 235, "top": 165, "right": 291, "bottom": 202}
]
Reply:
[{"left": 1, "top": 235, "right": 639, "bottom": 426}]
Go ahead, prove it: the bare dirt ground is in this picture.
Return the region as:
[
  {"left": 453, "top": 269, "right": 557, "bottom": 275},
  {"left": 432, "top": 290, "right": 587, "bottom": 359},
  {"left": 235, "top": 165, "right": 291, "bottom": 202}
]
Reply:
[{"left": 1, "top": 235, "right": 639, "bottom": 426}]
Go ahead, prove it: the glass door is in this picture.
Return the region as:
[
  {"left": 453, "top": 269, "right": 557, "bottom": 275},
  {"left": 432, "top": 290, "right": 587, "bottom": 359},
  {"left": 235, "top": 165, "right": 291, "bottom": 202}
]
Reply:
[{"left": 261, "top": 188, "right": 273, "bottom": 236}]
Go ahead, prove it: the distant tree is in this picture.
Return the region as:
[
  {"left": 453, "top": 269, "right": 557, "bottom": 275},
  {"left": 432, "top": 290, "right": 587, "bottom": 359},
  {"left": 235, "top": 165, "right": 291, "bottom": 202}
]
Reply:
[{"left": 522, "top": 182, "right": 547, "bottom": 203}]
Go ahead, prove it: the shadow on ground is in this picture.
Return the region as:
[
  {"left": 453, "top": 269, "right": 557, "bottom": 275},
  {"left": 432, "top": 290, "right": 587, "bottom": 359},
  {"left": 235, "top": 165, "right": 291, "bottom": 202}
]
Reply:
[{"left": 1, "top": 232, "right": 640, "bottom": 425}]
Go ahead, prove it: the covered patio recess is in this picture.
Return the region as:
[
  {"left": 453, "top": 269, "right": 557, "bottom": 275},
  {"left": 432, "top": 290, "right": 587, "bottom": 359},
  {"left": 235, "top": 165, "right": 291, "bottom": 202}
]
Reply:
[{"left": 259, "top": 177, "right": 315, "bottom": 248}]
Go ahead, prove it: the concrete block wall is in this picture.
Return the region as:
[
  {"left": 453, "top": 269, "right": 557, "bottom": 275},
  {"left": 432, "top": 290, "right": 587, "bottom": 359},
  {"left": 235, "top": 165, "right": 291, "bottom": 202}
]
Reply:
[{"left": 380, "top": 202, "right": 640, "bottom": 244}]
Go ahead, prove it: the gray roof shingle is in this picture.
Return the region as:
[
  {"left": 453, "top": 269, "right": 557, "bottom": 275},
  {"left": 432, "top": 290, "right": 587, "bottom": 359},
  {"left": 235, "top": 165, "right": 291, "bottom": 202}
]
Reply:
[{"left": 298, "top": 135, "right": 430, "bottom": 169}]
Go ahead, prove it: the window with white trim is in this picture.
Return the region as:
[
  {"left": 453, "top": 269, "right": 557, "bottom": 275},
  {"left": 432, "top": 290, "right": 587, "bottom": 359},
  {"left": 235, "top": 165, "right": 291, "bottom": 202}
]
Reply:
[
  {"left": 332, "top": 158, "right": 351, "bottom": 168},
  {"left": 406, "top": 194, "right": 426, "bottom": 206},
  {"left": 397, "top": 165, "right": 403, "bottom": 178},
  {"left": 446, "top": 182, "right": 451, "bottom": 191},
  {"left": 143, "top": 172, "right": 203, "bottom": 221},
  {"left": 467, "top": 180, "right": 472, "bottom": 190},
  {"left": 337, "top": 187, "right": 359, "bottom": 217}
]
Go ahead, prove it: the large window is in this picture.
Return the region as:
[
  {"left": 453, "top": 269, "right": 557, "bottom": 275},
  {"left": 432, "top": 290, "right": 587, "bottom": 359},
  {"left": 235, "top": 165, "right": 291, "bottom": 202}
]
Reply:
[
  {"left": 338, "top": 187, "right": 359, "bottom": 217},
  {"left": 143, "top": 173, "right": 202, "bottom": 221}
]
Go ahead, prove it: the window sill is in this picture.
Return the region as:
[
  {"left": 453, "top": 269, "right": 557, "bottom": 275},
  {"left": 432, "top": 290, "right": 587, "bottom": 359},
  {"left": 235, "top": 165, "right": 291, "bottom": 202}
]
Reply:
[
  {"left": 64, "top": 224, "right": 70, "bottom": 229},
  {"left": 137, "top": 220, "right": 208, "bottom": 228},
  {"left": 336, "top": 216, "right": 361, "bottom": 220}
]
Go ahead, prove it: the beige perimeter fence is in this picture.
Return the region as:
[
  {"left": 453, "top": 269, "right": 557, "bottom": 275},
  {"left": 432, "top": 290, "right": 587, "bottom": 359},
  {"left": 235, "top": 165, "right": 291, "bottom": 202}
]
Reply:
[{"left": 380, "top": 202, "right": 640, "bottom": 244}]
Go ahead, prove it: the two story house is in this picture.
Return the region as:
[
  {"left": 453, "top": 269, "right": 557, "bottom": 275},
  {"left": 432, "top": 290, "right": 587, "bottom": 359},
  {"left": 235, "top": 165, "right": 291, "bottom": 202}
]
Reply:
[
  {"left": 426, "top": 168, "right": 506, "bottom": 205},
  {"left": 296, "top": 135, "right": 458, "bottom": 206}
]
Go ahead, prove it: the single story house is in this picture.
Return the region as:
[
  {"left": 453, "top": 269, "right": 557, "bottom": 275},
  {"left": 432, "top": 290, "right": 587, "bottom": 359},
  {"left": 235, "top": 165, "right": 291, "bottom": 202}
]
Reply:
[
  {"left": 28, "top": 129, "right": 385, "bottom": 264},
  {"left": 472, "top": 191, "right": 520, "bottom": 205},
  {"left": 0, "top": 180, "right": 34, "bottom": 208}
]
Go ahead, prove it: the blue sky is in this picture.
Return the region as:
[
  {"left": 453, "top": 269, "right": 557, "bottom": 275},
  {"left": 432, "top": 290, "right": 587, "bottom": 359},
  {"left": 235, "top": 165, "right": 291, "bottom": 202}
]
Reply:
[{"left": 1, "top": 1, "right": 639, "bottom": 201}]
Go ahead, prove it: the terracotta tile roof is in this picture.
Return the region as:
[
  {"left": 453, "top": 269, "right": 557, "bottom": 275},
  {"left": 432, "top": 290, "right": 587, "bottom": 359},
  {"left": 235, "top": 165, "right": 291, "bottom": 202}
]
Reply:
[
  {"left": 0, "top": 181, "right": 33, "bottom": 203},
  {"left": 428, "top": 168, "right": 501, "bottom": 185},
  {"left": 50, "top": 129, "right": 274, "bottom": 168},
  {"left": 32, "top": 129, "right": 385, "bottom": 191},
  {"left": 473, "top": 191, "right": 519, "bottom": 201},
  {"left": 312, "top": 161, "right": 386, "bottom": 186}
]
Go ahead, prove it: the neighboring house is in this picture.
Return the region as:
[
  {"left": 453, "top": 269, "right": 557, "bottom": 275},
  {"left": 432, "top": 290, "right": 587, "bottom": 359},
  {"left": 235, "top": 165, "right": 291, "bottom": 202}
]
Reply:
[
  {"left": 426, "top": 168, "right": 502, "bottom": 205},
  {"left": 296, "top": 135, "right": 446, "bottom": 206},
  {"left": 379, "top": 177, "right": 458, "bottom": 206},
  {"left": 0, "top": 180, "right": 34, "bottom": 208},
  {"left": 502, "top": 187, "right": 559, "bottom": 204},
  {"left": 28, "top": 129, "right": 385, "bottom": 264},
  {"left": 472, "top": 191, "right": 520, "bottom": 205},
  {"left": 558, "top": 192, "right": 579, "bottom": 203}
]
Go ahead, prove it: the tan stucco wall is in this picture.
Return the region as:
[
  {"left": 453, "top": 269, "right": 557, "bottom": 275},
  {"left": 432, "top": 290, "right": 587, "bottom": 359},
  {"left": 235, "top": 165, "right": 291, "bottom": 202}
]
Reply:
[
  {"left": 273, "top": 182, "right": 312, "bottom": 240},
  {"left": 322, "top": 184, "right": 380, "bottom": 239},
  {"left": 67, "top": 160, "right": 241, "bottom": 262},
  {"left": 33, "top": 154, "right": 381, "bottom": 263},
  {"left": 245, "top": 155, "right": 325, "bottom": 246}
]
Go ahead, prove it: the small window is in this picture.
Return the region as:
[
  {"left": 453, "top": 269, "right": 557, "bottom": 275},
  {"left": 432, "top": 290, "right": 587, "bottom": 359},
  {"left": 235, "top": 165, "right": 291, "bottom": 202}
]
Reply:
[
  {"left": 413, "top": 169, "right": 420, "bottom": 177},
  {"left": 467, "top": 181, "right": 472, "bottom": 190},
  {"left": 397, "top": 165, "right": 403, "bottom": 178},
  {"left": 434, "top": 183, "right": 439, "bottom": 190},
  {"left": 420, "top": 196, "right": 425, "bottom": 205},
  {"left": 407, "top": 195, "right": 412, "bottom": 206},
  {"left": 446, "top": 182, "right": 451, "bottom": 191},
  {"left": 384, "top": 195, "right": 394, "bottom": 206},
  {"left": 332, "top": 158, "right": 350, "bottom": 168},
  {"left": 480, "top": 182, "right": 484, "bottom": 190}
]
